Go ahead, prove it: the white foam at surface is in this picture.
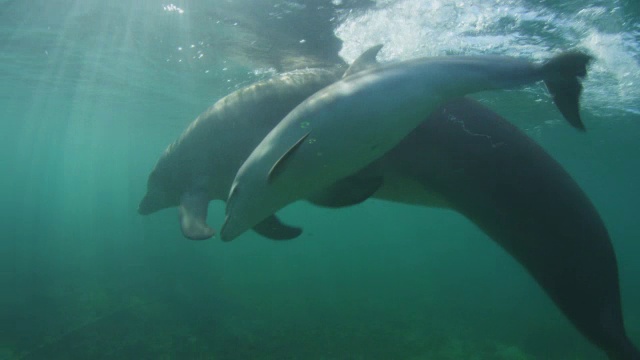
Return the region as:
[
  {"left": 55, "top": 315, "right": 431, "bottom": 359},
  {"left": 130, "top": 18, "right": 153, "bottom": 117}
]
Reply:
[{"left": 335, "top": 0, "right": 640, "bottom": 116}]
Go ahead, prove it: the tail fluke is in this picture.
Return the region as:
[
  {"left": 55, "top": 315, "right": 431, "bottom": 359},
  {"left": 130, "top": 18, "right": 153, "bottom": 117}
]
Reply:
[
  {"left": 541, "top": 52, "right": 593, "bottom": 131},
  {"left": 606, "top": 337, "right": 640, "bottom": 360}
]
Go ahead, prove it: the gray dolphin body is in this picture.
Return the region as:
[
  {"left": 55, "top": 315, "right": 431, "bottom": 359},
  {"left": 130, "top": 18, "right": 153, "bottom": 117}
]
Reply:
[
  {"left": 311, "top": 97, "right": 639, "bottom": 360},
  {"left": 137, "top": 67, "right": 341, "bottom": 240},
  {"left": 138, "top": 46, "right": 384, "bottom": 240},
  {"left": 221, "top": 52, "right": 591, "bottom": 242},
  {"left": 138, "top": 45, "right": 382, "bottom": 240}
]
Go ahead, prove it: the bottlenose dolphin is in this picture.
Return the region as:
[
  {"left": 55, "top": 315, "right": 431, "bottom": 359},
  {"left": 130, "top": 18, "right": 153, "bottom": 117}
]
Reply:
[
  {"left": 139, "top": 48, "right": 638, "bottom": 358},
  {"left": 138, "top": 46, "right": 383, "bottom": 240},
  {"left": 310, "top": 97, "right": 639, "bottom": 360},
  {"left": 221, "top": 52, "right": 592, "bottom": 241}
]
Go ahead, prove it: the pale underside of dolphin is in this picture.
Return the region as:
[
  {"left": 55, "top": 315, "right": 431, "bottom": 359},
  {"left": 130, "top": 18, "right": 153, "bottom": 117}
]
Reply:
[{"left": 221, "top": 51, "right": 592, "bottom": 242}]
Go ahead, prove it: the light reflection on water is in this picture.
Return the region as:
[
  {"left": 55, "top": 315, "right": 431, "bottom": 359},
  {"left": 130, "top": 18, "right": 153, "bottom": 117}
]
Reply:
[{"left": 335, "top": 0, "right": 640, "bottom": 116}]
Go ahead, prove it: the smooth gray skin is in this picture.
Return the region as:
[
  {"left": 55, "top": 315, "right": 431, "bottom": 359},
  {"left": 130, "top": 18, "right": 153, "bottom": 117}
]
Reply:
[
  {"left": 137, "top": 68, "right": 340, "bottom": 239},
  {"left": 221, "top": 51, "right": 591, "bottom": 241},
  {"left": 310, "top": 98, "right": 639, "bottom": 360},
  {"left": 138, "top": 45, "right": 384, "bottom": 240}
]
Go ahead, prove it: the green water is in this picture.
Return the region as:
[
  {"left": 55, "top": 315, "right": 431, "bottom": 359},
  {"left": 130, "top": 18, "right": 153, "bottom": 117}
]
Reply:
[{"left": 1, "top": 0, "right": 639, "bottom": 359}]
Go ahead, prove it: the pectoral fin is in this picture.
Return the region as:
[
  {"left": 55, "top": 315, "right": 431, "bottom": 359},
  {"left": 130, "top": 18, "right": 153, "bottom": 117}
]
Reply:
[
  {"left": 179, "top": 191, "right": 215, "bottom": 240},
  {"left": 253, "top": 214, "right": 303, "bottom": 240},
  {"left": 267, "top": 131, "right": 311, "bottom": 183},
  {"left": 308, "top": 175, "right": 383, "bottom": 208}
]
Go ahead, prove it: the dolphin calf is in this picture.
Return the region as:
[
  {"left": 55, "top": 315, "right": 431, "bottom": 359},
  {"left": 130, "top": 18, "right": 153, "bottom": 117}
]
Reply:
[
  {"left": 310, "top": 97, "right": 639, "bottom": 360},
  {"left": 138, "top": 46, "right": 383, "bottom": 240},
  {"left": 221, "top": 51, "right": 592, "bottom": 241}
]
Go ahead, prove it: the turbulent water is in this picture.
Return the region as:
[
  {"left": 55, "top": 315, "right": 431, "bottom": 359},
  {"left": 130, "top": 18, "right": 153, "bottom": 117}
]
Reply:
[{"left": 1, "top": 0, "right": 639, "bottom": 359}]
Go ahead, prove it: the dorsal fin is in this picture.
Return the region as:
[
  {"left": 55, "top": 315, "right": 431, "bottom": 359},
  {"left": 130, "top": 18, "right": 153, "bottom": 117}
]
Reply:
[
  {"left": 342, "top": 44, "right": 383, "bottom": 78},
  {"left": 267, "top": 131, "right": 311, "bottom": 183}
]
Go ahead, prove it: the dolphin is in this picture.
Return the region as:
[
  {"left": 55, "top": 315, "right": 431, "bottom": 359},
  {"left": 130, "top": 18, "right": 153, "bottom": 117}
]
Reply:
[
  {"left": 139, "top": 47, "right": 638, "bottom": 358},
  {"left": 138, "top": 46, "right": 383, "bottom": 240},
  {"left": 220, "top": 51, "right": 592, "bottom": 242},
  {"left": 309, "top": 97, "right": 639, "bottom": 360}
]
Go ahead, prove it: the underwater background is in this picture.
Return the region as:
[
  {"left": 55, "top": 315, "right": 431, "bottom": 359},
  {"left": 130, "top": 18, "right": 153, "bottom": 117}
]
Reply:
[{"left": 1, "top": 0, "right": 639, "bottom": 359}]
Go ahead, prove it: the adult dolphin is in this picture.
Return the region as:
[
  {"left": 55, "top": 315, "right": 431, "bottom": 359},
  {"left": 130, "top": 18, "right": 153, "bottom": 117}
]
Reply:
[
  {"left": 138, "top": 46, "right": 383, "bottom": 240},
  {"left": 310, "top": 97, "right": 639, "bottom": 360},
  {"left": 221, "top": 51, "right": 592, "bottom": 241}
]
